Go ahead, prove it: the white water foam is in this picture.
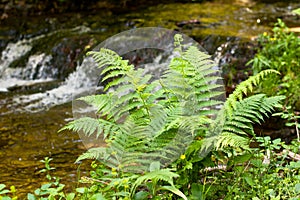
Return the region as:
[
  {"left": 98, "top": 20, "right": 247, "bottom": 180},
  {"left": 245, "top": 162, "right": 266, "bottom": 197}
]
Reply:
[
  {"left": 0, "top": 26, "right": 94, "bottom": 112},
  {"left": 0, "top": 53, "right": 53, "bottom": 91},
  {"left": 10, "top": 57, "right": 101, "bottom": 112},
  {"left": 0, "top": 39, "right": 32, "bottom": 75}
]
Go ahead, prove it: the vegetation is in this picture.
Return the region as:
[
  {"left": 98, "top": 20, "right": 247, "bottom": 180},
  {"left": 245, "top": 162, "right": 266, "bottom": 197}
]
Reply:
[
  {"left": 248, "top": 18, "right": 300, "bottom": 142},
  {"left": 248, "top": 19, "right": 300, "bottom": 110},
  {"left": 1, "top": 18, "right": 300, "bottom": 199}
]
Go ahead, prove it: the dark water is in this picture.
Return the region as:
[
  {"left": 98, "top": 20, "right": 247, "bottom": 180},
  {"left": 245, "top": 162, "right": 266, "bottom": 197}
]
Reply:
[
  {"left": 0, "top": 98, "right": 89, "bottom": 197},
  {"left": 0, "top": 0, "right": 299, "bottom": 197}
]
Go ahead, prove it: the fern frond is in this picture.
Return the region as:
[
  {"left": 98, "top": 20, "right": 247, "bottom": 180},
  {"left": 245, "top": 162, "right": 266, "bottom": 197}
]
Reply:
[
  {"left": 87, "top": 48, "right": 124, "bottom": 70},
  {"left": 217, "top": 94, "right": 285, "bottom": 149},
  {"left": 103, "top": 76, "right": 127, "bottom": 91},
  {"left": 65, "top": 35, "right": 227, "bottom": 174},
  {"left": 78, "top": 94, "right": 112, "bottom": 115},
  {"left": 100, "top": 59, "right": 130, "bottom": 75},
  {"left": 59, "top": 117, "right": 101, "bottom": 137},
  {"left": 225, "top": 69, "right": 280, "bottom": 116},
  {"left": 131, "top": 168, "right": 179, "bottom": 195},
  {"left": 101, "top": 69, "right": 127, "bottom": 82},
  {"left": 88, "top": 48, "right": 135, "bottom": 93},
  {"left": 178, "top": 115, "right": 212, "bottom": 135},
  {"left": 216, "top": 132, "right": 250, "bottom": 150},
  {"left": 76, "top": 147, "right": 108, "bottom": 163},
  {"left": 59, "top": 116, "right": 122, "bottom": 139},
  {"left": 163, "top": 45, "right": 224, "bottom": 118}
]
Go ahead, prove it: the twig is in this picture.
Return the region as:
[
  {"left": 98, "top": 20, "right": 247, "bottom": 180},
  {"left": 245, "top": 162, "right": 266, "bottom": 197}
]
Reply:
[
  {"left": 202, "top": 165, "right": 227, "bottom": 172},
  {"left": 295, "top": 121, "right": 300, "bottom": 142},
  {"left": 80, "top": 176, "right": 109, "bottom": 185},
  {"left": 282, "top": 150, "right": 300, "bottom": 161}
]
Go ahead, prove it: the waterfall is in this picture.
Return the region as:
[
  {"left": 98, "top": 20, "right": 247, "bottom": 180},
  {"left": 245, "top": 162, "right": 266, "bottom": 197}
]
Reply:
[
  {"left": 0, "top": 26, "right": 94, "bottom": 112},
  {"left": 5, "top": 57, "right": 100, "bottom": 112},
  {"left": 0, "top": 26, "right": 222, "bottom": 113}
]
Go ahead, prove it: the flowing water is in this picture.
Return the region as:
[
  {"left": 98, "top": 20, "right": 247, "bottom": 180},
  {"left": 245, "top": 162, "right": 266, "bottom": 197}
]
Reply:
[{"left": 0, "top": 0, "right": 299, "bottom": 197}]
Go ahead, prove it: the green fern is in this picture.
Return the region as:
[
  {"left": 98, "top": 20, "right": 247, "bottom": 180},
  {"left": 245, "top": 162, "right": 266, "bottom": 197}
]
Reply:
[
  {"left": 59, "top": 116, "right": 122, "bottom": 139},
  {"left": 197, "top": 70, "right": 284, "bottom": 152},
  {"left": 217, "top": 94, "right": 285, "bottom": 149},
  {"left": 130, "top": 162, "right": 187, "bottom": 200},
  {"left": 162, "top": 46, "right": 224, "bottom": 115},
  {"left": 57, "top": 34, "right": 290, "bottom": 199},
  {"left": 60, "top": 34, "right": 225, "bottom": 173},
  {"left": 225, "top": 69, "right": 280, "bottom": 116},
  {"left": 215, "top": 69, "right": 284, "bottom": 150},
  {"left": 60, "top": 35, "right": 286, "bottom": 170}
]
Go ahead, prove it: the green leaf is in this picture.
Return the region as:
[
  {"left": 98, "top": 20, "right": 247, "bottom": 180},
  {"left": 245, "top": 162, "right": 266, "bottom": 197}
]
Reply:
[
  {"left": 0, "top": 189, "right": 10, "bottom": 195},
  {"left": 134, "top": 191, "right": 150, "bottom": 200},
  {"left": 272, "top": 138, "right": 281, "bottom": 145},
  {"left": 294, "top": 183, "right": 300, "bottom": 194},
  {"left": 190, "top": 183, "right": 205, "bottom": 200},
  {"left": 0, "top": 184, "right": 6, "bottom": 191},
  {"left": 292, "top": 8, "right": 300, "bottom": 15},
  {"left": 251, "top": 159, "right": 263, "bottom": 168},
  {"left": 1, "top": 197, "right": 12, "bottom": 200},
  {"left": 286, "top": 122, "right": 295, "bottom": 127},
  {"left": 159, "top": 186, "right": 188, "bottom": 200},
  {"left": 66, "top": 193, "right": 75, "bottom": 200},
  {"left": 34, "top": 188, "right": 41, "bottom": 196},
  {"left": 75, "top": 187, "right": 86, "bottom": 194},
  {"left": 91, "top": 193, "right": 107, "bottom": 200},
  {"left": 27, "top": 193, "right": 36, "bottom": 200},
  {"left": 149, "top": 161, "right": 161, "bottom": 172},
  {"left": 131, "top": 169, "right": 179, "bottom": 195},
  {"left": 243, "top": 175, "right": 255, "bottom": 187},
  {"left": 233, "top": 153, "right": 252, "bottom": 164},
  {"left": 41, "top": 183, "right": 52, "bottom": 190}
]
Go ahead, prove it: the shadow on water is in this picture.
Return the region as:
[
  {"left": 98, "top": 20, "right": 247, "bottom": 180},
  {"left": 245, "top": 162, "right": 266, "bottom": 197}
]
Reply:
[{"left": 0, "top": 0, "right": 299, "bottom": 197}]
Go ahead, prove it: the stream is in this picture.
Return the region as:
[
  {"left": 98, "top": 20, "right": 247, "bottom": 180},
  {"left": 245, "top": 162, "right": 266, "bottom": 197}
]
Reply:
[{"left": 0, "top": 0, "right": 299, "bottom": 197}]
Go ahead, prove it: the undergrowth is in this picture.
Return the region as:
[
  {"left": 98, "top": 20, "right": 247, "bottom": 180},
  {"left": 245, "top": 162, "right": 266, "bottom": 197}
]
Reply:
[{"left": 1, "top": 17, "right": 300, "bottom": 199}]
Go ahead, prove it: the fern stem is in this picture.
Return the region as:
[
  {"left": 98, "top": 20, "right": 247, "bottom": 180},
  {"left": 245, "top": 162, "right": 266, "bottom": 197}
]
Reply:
[
  {"left": 138, "top": 91, "right": 151, "bottom": 120},
  {"left": 158, "top": 79, "right": 173, "bottom": 106},
  {"left": 126, "top": 72, "right": 151, "bottom": 120}
]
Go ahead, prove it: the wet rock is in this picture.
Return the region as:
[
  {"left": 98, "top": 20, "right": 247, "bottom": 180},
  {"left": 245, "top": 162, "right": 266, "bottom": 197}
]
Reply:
[
  {"left": 50, "top": 36, "right": 92, "bottom": 80},
  {"left": 176, "top": 19, "right": 201, "bottom": 28},
  {"left": 7, "top": 80, "right": 60, "bottom": 94},
  {"left": 0, "top": 26, "right": 93, "bottom": 83},
  {"left": 212, "top": 37, "right": 257, "bottom": 94}
]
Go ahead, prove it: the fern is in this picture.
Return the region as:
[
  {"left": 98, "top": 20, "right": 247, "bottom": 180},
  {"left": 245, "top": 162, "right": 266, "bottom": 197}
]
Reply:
[
  {"left": 162, "top": 46, "right": 224, "bottom": 114},
  {"left": 130, "top": 166, "right": 187, "bottom": 200},
  {"left": 58, "top": 34, "right": 290, "bottom": 200},
  {"left": 131, "top": 168, "right": 178, "bottom": 191},
  {"left": 61, "top": 34, "right": 286, "bottom": 172},
  {"left": 225, "top": 69, "right": 280, "bottom": 116},
  {"left": 76, "top": 147, "right": 108, "bottom": 163},
  {"left": 198, "top": 70, "right": 284, "bottom": 152},
  {"left": 216, "top": 132, "right": 249, "bottom": 150},
  {"left": 217, "top": 94, "right": 285, "bottom": 150},
  {"left": 214, "top": 69, "right": 284, "bottom": 150},
  {"left": 60, "top": 34, "right": 225, "bottom": 173},
  {"left": 59, "top": 116, "right": 122, "bottom": 139}
]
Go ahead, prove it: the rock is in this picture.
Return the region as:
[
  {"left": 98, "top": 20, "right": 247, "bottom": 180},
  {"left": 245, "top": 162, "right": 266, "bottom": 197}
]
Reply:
[
  {"left": 289, "top": 27, "right": 300, "bottom": 32},
  {"left": 176, "top": 19, "right": 201, "bottom": 27}
]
